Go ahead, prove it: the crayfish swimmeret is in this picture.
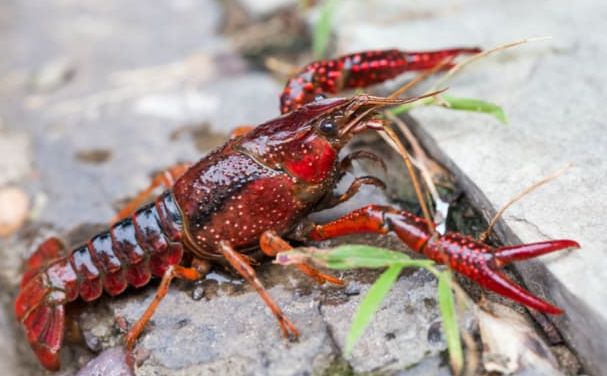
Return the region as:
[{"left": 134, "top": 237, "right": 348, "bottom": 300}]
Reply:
[{"left": 15, "top": 47, "right": 579, "bottom": 371}]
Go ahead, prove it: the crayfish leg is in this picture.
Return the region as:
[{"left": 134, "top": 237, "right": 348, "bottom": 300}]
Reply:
[
  {"left": 321, "top": 176, "right": 386, "bottom": 209},
  {"left": 112, "top": 162, "right": 190, "bottom": 224},
  {"left": 260, "top": 231, "right": 344, "bottom": 286},
  {"left": 280, "top": 47, "right": 481, "bottom": 113},
  {"left": 306, "top": 204, "right": 579, "bottom": 315},
  {"left": 218, "top": 240, "right": 300, "bottom": 340},
  {"left": 124, "top": 261, "right": 210, "bottom": 351}
]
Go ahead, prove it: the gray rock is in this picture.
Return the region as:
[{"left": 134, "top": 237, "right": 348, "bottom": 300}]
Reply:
[
  {"left": 321, "top": 269, "right": 445, "bottom": 373},
  {"left": 0, "top": 301, "right": 19, "bottom": 375},
  {"left": 236, "top": 0, "right": 297, "bottom": 19},
  {"left": 117, "top": 273, "right": 333, "bottom": 375},
  {"left": 329, "top": 0, "right": 607, "bottom": 374},
  {"left": 76, "top": 347, "right": 133, "bottom": 376},
  {"left": 0, "top": 132, "right": 31, "bottom": 186}
]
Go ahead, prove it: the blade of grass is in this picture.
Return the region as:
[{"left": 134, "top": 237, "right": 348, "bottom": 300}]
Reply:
[
  {"left": 320, "top": 244, "right": 412, "bottom": 269},
  {"left": 276, "top": 244, "right": 435, "bottom": 270},
  {"left": 313, "top": 0, "right": 338, "bottom": 59},
  {"left": 388, "top": 95, "right": 507, "bottom": 124},
  {"left": 438, "top": 271, "right": 463, "bottom": 374},
  {"left": 345, "top": 263, "right": 404, "bottom": 356},
  {"left": 441, "top": 95, "right": 507, "bottom": 124}
]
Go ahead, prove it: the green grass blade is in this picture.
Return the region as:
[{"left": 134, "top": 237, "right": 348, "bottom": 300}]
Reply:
[
  {"left": 438, "top": 271, "right": 463, "bottom": 373},
  {"left": 388, "top": 95, "right": 507, "bottom": 124},
  {"left": 313, "top": 0, "right": 337, "bottom": 59},
  {"left": 442, "top": 95, "right": 507, "bottom": 124},
  {"left": 316, "top": 244, "right": 434, "bottom": 270},
  {"left": 320, "top": 244, "right": 409, "bottom": 268},
  {"left": 275, "top": 245, "right": 435, "bottom": 270},
  {"left": 345, "top": 263, "right": 404, "bottom": 355}
]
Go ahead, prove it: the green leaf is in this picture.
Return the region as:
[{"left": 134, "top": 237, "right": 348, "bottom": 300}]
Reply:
[
  {"left": 442, "top": 95, "right": 508, "bottom": 124},
  {"left": 345, "top": 263, "right": 403, "bottom": 355},
  {"left": 438, "top": 271, "right": 463, "bottom": 373},
  {"left": 313, "top": 0, "right": 338, "bottom": 59},
  {"left": 315, "top": 244, "right": 434, "bottom": 270},
  {"left": 387, "top": 95, "right": 507, "bottom": 124}
]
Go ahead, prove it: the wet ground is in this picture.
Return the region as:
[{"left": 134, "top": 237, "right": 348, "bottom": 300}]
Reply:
[{"left": 0, "top": 1, "right": 587, "bottom": 375}]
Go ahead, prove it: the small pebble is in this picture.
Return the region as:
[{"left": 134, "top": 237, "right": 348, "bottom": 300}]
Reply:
[
  {"left": 344, "top": 281, "right": 361, "bottom": 296},
  {"left": 29, "top": 58, "right": 76, "bottom": 92},
  {"left": 191, "top": 281, "right": 205, "bottom": 301},
  {"left": 0, "top": 186, "right": 30, "bottom": 237},
  {"left": 75, "top": 347, "right": 133, "bottom": 376}
]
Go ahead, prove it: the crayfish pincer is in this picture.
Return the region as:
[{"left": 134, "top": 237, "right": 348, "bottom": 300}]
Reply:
[{"left": 15, "top": 47, "right": 579, "bottom": 371}]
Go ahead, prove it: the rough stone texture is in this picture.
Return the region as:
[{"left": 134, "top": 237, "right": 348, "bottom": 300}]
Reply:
[
  {"left": 329, "top": 0, "right": 607, "bottom": 374},
  {"left": 118, "top": 269, "right": 335, "bottom": 375},
  {"left": 0, "top": 133, "right": 31, "bottom": 186},
  {"left": 321, "top": 269, "right": 445, "bottom": 373}
]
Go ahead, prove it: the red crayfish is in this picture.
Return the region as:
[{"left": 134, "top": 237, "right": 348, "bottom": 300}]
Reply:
[{"left": 15, "top": 47, "right": 580, "bottom": 371}]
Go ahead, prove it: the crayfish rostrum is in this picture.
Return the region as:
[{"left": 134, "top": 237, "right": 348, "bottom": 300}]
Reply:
[{"left": 14, "top": 47, "right": 579, "bottom": 371}]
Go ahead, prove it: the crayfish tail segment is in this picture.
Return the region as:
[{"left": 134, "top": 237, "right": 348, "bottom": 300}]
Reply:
[
  {"left": 280, "top": 47, "right": 481, "bottom": 113},
  {"left": 494, "top": 239, "right": 580, "bottom": 267},
  {"left": 25, "top": 304, "right": 65, "bottom": 371},
  {"left": 20, "top": 237, "right": 65, "bottom": 287},
  {"left": 15, "top": 273, "right": 67, "bottom": 371},
  {"left": 15, "top": 238, "right": 71, "bottom": 370}
]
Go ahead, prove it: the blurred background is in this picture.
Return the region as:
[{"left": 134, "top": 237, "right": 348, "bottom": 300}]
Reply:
[{"left": 0, "top": 0, "right": 605, "bottom": 375}]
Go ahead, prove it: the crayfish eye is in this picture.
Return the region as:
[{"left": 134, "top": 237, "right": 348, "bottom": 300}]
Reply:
[{"left": 318, "top": 119, "right": 338, "bottom": 136}]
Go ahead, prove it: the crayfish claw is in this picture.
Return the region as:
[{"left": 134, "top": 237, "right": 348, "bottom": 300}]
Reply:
[
  {"left": 494, "top": 239, "right": 580, "bottom": 267},
  {"left": 478, "top": 263, "right": 564, "bottom": 315}
]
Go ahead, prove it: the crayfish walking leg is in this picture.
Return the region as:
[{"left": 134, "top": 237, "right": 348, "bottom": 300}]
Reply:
[
  {"left": 218, "top": 241, "right": 300, "bottom": 339},
  {"left": 124, "top": 260, "right": 211, "bottom": 350},
  {"left": 260, "top": 230, "right": 344, "bottom": 286}
]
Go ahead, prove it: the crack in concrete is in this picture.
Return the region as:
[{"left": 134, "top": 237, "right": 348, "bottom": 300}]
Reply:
[
  {"left": 316, "top": 300, "right": 353, "bottom": 372},
  {"left": 508, "top": 215, "right": 554, "bottom": 240}
]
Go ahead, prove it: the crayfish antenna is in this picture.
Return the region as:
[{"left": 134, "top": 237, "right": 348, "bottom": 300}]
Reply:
[{"left": 494, "top": 239, "right": 580, "bottom": 267}]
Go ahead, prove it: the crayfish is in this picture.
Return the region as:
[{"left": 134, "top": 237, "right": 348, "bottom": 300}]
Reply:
[{"left": 14, "top": 47, "right": 579, "bottom": 371}]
